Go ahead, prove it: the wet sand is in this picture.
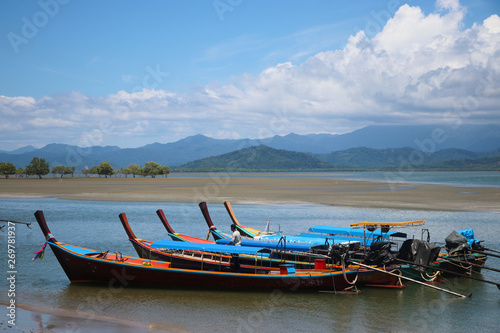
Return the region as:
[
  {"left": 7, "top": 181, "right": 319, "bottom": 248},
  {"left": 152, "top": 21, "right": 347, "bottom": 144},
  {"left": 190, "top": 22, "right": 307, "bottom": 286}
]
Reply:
[
  {"left": 0, "top": 301, "right": 188, "bottom": 332},
  {"left": 0, "top": 176, "right": 499, "bottom": 212}
]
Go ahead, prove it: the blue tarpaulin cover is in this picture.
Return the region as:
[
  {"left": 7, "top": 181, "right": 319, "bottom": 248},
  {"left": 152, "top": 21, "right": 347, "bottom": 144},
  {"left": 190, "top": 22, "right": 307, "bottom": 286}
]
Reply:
[
  {"left": 456, "top": 229, "right": 480, "bottom": 246},
  {"left": 257, "top": 233, "right": 363, "bottom": 245},
  {"left": 150, "top": 239, "right": 269, "bottom": 255},
  {"left": 216, "top": 238, "right": 316, "bottom": 252},
  {"left": 308, "top": 225, "right": 407, "bottom": 238}
]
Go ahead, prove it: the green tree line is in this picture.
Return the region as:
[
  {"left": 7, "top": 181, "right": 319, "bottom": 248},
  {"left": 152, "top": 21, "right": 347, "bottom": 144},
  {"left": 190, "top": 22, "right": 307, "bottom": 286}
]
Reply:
[
  {"left": 82, "top": 161, "right": 170, "bottom": 178},
  {"left": 0, "top": 157, "right": 170, "bottom": 179},
  {"left": 0, "top": 157, "right": 51, "bottom": 179}
]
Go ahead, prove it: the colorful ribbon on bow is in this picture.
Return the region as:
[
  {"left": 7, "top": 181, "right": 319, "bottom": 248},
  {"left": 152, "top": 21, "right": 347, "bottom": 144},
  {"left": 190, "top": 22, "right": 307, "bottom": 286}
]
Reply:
[{"left": 32, "top": 233, "right": 54, "bottom": 261}]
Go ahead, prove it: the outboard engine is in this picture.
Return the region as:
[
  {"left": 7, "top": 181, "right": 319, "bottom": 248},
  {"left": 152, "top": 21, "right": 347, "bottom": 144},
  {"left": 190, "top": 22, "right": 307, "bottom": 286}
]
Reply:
[
  {"left": 364, "top": 242, "right": 397, "bottom": 266},
  {"left": 329, "top": 244, "right": 350, "bottom": 266}
]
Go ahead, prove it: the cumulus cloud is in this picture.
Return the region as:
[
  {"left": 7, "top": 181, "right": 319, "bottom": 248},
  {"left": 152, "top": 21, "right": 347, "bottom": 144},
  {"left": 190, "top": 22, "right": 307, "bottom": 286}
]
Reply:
[{"left": 1, "top": 0, "right": 499, "bottom": 150}]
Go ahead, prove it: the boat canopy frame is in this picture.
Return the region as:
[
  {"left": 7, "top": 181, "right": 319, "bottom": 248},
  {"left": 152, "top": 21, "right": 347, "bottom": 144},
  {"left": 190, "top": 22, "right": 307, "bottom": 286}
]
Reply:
[{"left": 350, "top": 220, "right": 425, "bottom": 231}]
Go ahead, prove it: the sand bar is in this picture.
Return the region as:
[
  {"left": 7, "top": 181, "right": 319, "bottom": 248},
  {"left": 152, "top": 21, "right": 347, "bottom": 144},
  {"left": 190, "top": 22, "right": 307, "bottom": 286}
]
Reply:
[
  {"left": 0, "top": 176, "right": 499, "bottom": 212},
  {"left": 0, "top": 301, "right": 187, "bottom": 332}
]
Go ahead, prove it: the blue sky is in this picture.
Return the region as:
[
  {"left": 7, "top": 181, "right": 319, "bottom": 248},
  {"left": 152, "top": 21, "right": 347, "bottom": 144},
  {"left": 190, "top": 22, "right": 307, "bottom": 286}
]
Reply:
[{"left": 1, "top": 0, "right": 499, "bottom": 150}]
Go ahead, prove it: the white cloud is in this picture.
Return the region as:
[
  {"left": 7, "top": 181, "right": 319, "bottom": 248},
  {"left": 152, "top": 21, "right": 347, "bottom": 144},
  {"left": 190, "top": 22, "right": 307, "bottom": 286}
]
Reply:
[
  {"left": 27, "top": 117, "right": 75, "bottom": 128},
  {"left": 1, "top": 1, "right": 499, "bottom": 150}
]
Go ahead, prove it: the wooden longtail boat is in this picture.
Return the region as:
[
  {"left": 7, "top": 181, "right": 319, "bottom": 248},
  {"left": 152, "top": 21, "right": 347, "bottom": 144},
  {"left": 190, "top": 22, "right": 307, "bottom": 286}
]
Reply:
[
  {"left": 440, "top": 228, "right": 488, "bottom": 274},
  {"left": 203, "top": 202, "right": 360, "bottom": 250},
  {"left": 224, "top": 200, "right": 274, "bottom": 238},
  {"left": 223, "top": 202, "right": 493, "bottom": 285},
  {"left": 122, "top": 211, "right": 343, "bottom": 271},
  {"left": 223, "top": 201, "right": 411, "bottom": 249},
  {"left": 436, "top": 252, "right": 487, "bottom": 276},
  {"left": 156, "top": 208, "right": 343, "bottom": 268},
  {"left": 350, "top": 221, "right": 487, "bottom": 279},
  {"left": 121, "top": 211, "right": 332, "bottom": 271},
  {"left": 34, "top": 210, "right": 403, "bottom": 291},
  {"left": 201, "top": 202, "right": 328, "bottom": 251},
  {"left": 223, "top": 202, "right": 488, "bottom": 274},
  {"left": 119, "top": 212, "right": 249, "bottom": 272},
  {"left": 198, "top": 203, "right": 415, "bottom": 280}
]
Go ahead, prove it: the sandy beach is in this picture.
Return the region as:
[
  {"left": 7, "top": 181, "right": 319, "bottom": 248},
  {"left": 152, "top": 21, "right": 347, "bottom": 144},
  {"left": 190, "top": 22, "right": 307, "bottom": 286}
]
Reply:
[{"left": 0, "top": 176, "right": 499, "bottom": 212}]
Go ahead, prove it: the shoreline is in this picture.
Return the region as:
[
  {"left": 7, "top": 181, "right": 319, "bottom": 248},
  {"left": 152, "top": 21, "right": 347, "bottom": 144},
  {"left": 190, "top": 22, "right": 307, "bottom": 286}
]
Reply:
[{"left": 1, "top": 177, "right": 499, "bottom": 212}]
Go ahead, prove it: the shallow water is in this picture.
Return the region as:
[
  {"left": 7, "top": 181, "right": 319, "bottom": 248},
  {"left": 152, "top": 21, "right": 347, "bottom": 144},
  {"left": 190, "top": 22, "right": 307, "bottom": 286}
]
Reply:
[
  {"left": 1, "top": 198, "right": 499, "bottom": 332},
  {"left": 172, "top": 171, "right": 500, "bottom": 187}
]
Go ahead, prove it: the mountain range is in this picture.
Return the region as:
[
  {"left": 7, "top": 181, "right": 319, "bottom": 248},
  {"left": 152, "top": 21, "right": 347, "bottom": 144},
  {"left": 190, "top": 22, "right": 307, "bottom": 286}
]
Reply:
[
  {"left": 1, "top": 124, "right": 499, "bottom": 170},
  {"left": 177, "top": 145, "right": 500, "bottom": 171}
]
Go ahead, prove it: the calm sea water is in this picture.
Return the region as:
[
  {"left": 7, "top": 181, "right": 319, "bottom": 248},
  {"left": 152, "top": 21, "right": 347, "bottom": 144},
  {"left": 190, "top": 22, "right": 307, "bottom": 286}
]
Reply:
[
  {"left": 1, "top": 197, "right": 499, "bottom": 332},
  {"left": 171, "top": 171, "right": 500, "bottom": 187}
]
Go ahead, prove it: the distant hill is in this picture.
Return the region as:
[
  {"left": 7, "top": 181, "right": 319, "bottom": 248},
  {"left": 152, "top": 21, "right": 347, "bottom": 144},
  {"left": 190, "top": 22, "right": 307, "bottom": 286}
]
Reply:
[
  {"left": 315, "top": 124, "right": 500, "bottom": 152},
  {"left": 177, "top": 145, "right": 333, "bottom": 171},
  {"left": 261, "top": 124, "right": 500, "bottom": 153},
  {"left": 1, "top": 124, "right": 499, "bottom": 170},
  {"left": 8, "top": 145, "right": 37, "bottom": 155},
  {"left": 315, "top": 147, "right": 500, "bottom": 168},
  {"left": 177, "top": 146, "right": 500, "bottom": 171},
  {"left": 37, "top": 143, "right": 121, "bottom": 155}
]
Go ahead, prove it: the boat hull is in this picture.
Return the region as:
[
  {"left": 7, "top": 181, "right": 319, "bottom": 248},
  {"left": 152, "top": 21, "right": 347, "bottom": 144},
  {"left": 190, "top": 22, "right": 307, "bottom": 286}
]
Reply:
[
  {"left": 48, "top": 242, "right": 370, "bottom": 292},
  {"left": 438, "top": 253, "right": 487, "bottom": 275},
  {"left": 123, "top": 218, "right": 406, "bottom": 286}
]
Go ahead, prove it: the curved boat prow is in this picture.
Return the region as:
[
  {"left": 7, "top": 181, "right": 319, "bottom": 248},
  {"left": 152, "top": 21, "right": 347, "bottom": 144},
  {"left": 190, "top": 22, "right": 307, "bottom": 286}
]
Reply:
[
  {"left": 224, "top": 201, "right": 242, "bottom": 226},
  {"left": 118, "top": 213, "right": 138, "bottom": 240},
  {"left": 34, "top": 210, "right": 57, "bottom": 242},
  {"left": 223, "top": 201, "right": 264, "bottom": 238},
  {"left": 199, "top": 202, "right": 216, "bottom": 229},
  {"left": 156, "top": 209, "right": 176, "bottom": 234},
  {"left": 199, "top": 202, "right": 229, "bottom": 240}
]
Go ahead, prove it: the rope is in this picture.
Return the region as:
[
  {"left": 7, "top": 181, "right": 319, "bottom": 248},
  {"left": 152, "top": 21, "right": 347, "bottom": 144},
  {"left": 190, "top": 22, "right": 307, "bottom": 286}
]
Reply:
[
  {"left": 442, "top": 257, "right": 473, "bottom": 272},
  {"left": 420, "top": 270, "right": 440, "bottom": 282},
  {"left": 391, "top": 268, "right": 403, "bottom": 286},
  {"left": 341, "top": 254, "right": 358, "bottom": 286},
  {"left": 458, "top": 261, "right": 473, "bottom": 269},
  {"left": 32, "top": 233, "right": 55, "bottom": 261}
]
